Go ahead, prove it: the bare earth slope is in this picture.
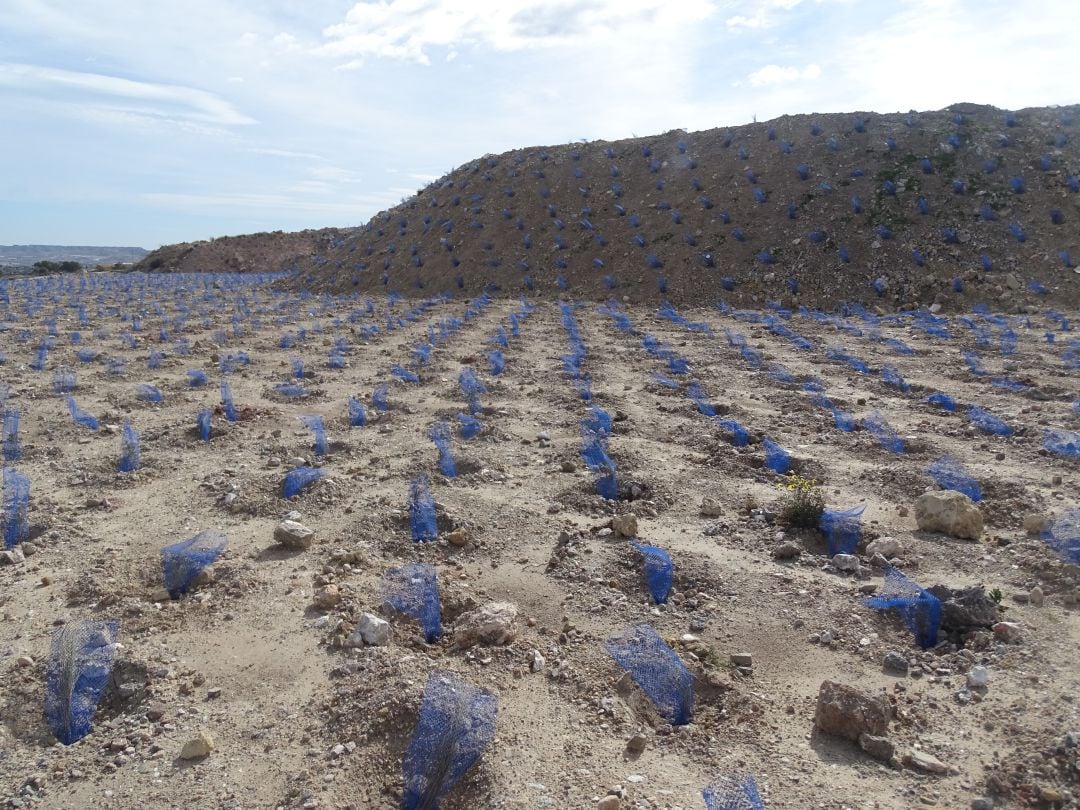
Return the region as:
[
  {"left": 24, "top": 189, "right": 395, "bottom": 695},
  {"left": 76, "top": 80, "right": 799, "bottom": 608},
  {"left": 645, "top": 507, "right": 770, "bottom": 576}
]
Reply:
[
  {"left": 135, "top": 228, "right": 354, "bottom": 275},
  {"left": 291, "top": 102, "right": 1079, "bottom": 312}
]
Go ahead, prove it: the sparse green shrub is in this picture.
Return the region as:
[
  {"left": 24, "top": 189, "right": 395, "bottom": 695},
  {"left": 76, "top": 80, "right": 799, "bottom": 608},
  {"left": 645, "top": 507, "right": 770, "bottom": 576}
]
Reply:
[{"left": 777, "top": 474, "right": 825, "bottom": 528}]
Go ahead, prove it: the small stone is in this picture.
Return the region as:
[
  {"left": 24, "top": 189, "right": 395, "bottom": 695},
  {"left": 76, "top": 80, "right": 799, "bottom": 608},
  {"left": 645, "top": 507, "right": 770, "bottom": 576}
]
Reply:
[
  {"left": 146, "top": 703, "right": 167, "bottom": 722},
  {"left": 699, "top": 497, "right": 723, "bottom": 517},
  {"left": 992, "top": 621, "right": 1022, "bottom": 643},
  {"left": 883, "top": 652, "right": 909, "bottom": 674},
  {"left": 207, "top": 687, "right": 223, "bottom": 699},
  {"left": 347, "top": 613, "right": 390, "bottom": 646},
  {"left": 20, "top": 542, "right": 37, "bottom": 557},
  {"left": 0, "top": 547, "right": 25, "bottom": 566},
  {"left": 597, "top": 797, "right": 620, "bottom": 810},
  {"left": 904, "top": 749, "right": 949, "bottom": 774},
  {"left": 1022, "top": 513, "right": 1049, "bottom": 534},
  {"left": 313, "top": 584, "right": 341, "bottom": 610},
  {"left": 865, "top": 536, "right": 902, "bottom": 559},
  {"left": 530, "top": 650, "right": 545, "bottom": 673},
  {"left": 149, "top": 587, "right": 172, "bottom": 603},
  {"left": 729, "top": 653, "right": 753, "bottom": 668},
  {"left": 179, "top": 728, "right": 215, "bottom": 760},
  {"left": 1063, "top": 731, "right": 1080, "bottom": 748},
  {"left": 445, "top": 528, "right": 468, "bottom": 547},
  {"left": 971, "top": 798, "right": 994, "bottom": 810},
  {"left": 814, "top": 680, "right": 890, "bottom": 741},
  {"left": 858, "top": 733, "right": 895, "bottom": 762},
  {"left": 560, "top": 460, "right": 576, "bottom": 473},
  {"left": 1029, "top": 586, "right": 1044, "bottom": 607},
  {"left": 611, "top": 514, "right": 638, "bottom": 537},
  {"left": 274, "top": 520, "right": 315, "bottom": 550},
  {"left": 967, "top": 666, "right": 989, "bottom": 688},
  {"left": 454, "top": 602, "right": 518, "bottom": 647},
  {"left": 831, "top": 553, "right": 860, "bottom": 572},
  {"left": 15, "top": 655, "right": 33, "bottom": 668},
  {"left": 774, "top": 541, "right": 801, "bottom": 559},
  {"left": 626, "top": 734, "right": 647, "bottom": 753}
]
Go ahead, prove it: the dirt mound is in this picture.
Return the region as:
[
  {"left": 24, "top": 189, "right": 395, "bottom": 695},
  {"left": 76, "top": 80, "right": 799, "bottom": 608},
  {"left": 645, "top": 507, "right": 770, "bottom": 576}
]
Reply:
[
  {"left": 136, "top": 227, "right": 354, "bottom": 274},
  {"left": 282, "top": 102, "right": 1080, "bottom": 312}
]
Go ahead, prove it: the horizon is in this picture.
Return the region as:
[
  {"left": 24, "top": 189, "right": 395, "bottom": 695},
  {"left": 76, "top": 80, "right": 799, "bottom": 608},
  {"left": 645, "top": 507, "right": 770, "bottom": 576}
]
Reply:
[{"left": 2, "top": 0, "right": 1077, "bottom": 249}]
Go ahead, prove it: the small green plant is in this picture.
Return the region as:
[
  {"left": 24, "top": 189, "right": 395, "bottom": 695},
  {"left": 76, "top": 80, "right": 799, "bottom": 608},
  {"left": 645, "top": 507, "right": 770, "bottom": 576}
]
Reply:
[
  {"left": 989, "top": 587, "right": 1003, "bottom": 605},
  {"left": 777, "top": 474, "right": 825, "bottom": 528}
]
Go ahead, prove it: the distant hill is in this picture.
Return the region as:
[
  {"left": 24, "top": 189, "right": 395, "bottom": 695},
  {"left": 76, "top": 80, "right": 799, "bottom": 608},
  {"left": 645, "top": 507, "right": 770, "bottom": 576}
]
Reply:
[
  {"left": 0, "top": 244, "right": 148, "bottom": 267},
  {"left": 133, "top": 228, "right": 353, "bottom": 274}
]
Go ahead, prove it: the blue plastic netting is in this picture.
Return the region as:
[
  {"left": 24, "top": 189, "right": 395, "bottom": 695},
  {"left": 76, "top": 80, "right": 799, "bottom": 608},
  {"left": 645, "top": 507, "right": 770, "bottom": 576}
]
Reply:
[
  {"left": 45, "top": 619, "right": 120, "bottom": 745},
  {"left": 1043, "top": 428, "right": 1079, "bottom": 460},
  {"left": 382, "top": 562, "right": 442, "bottom": 642},
  {"left": 430, "top": 422, "right": 456, "bottom": 477},
  {"left": 459, "top": 368, "right": 487, "bottom": 414},
  {"left": 927, "top": 392, "right": 957, "bottom": 412},
  {"left": 220, "top": 380, "right": 238, "bottom": 422},
  {"left": 161, "top": 529, "right": 227, "bottom": 597},
  {"left": 880, "top": 365, "right": 910, "bottom": 392},
  {"left": 187, "top": 369, "right": 208, "bottom": 387},
  {"left": 392, "top": 364, "right": 420, "bottom": 383},
  {"left": 603, "top": 624, "right": 693, "bottom": 725},
  {"left": 64, "top": 396, "right": 99, "bottom": 431},
  {"left": 966, "top": 406, "right": 1012, "bottom": 436},
  {"left": 717, "top": 418, "right": 750, "bottom": 447},
  {"left": 763, "top": 437, "right": 791, "bottom": 473},
  {"left": 927, "top": 455, "right": 982, "bottom": 501},
  {"left": 633, "top": 542, "right": 673, "bottom": 604},
  {"left": 456, "top": 413, "right": 482, "bottom": 439},
  {"left": 197, "top": 408, "right": 211, "bottom": 442},
  {"left": 820, "top": 504, "right": 866, "bottom": 556},
  {"left": 373, "top": 383, "right": 390, "bottom": 412},
  {"left": 487, "top": 350, "right": 506, "bottom": 376},
  {"left": 348, "top": 398, "right": 367, "bottom": 427},
  {"left": 283, "top": 466, "right": 324, "bottom": 498},
  {"left": 401, "top": 671, "right": 497, "bottom": 810},
  {"left": 299, "top": 414, "right": 327, "bottom": 457},
  {"left": 1041, "top": 510, "right": 1079, "bottom": 564},
  {"left": 409, "top": 475, "right": 438, "bottom": 541},
  {"left": 2, "top": 467, "right": 30, "bottom": 549},
  {"left": 53, "top": 367, "right": 77, "bottom": 393},
  {"left": 2, "top": 409, "right": 20, "bottom": 462},
  {"left": 863, "top": 411, "right": 904, "bottom": 453},
  {"left": 865, "top": 566, "right": 941, "bottom": 649},
  {"left": 703, "top": 774, "right": 765, "bottom": 810},
  {"left": 137, "top": 383, "right": 163, "bottom": 404},
  {"left": 118, "top": 422, "right": 140, "bottom": 472}
]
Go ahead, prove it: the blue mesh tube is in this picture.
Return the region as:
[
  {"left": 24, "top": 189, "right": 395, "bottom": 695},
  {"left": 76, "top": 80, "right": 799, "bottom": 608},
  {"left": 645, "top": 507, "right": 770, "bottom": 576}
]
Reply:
[
  {"left": 283, "top": 466, "right": 324, "bottom": 498},
  {"left": 927, "top": 455, "right": 982, "bottom": 501},
  {"left": 603, "top": 624, "right": 693, "bottom": 725},
  {"left": 372, "top": 383, "right": 390, "bottom": 412},
  {"left": 2, "top": 467, "right": 30, "bottom": 549},
  {"left": 632, "top": 542, "right": 673, "bottom": 604},
  {"left": 459, "top": 368, "right": 487, "bottom": 414},
  {"left": 44, "top": 619, "right": 120, "bottom": 745},
  {"left": 401, "top": 671, "right": 497, "bottom": 810},
  {"left": 652, "top": 372, "right": 681, "bottom": 389},
  {"left": 832, "top": 408, "right": 856, "bottom": 432},
  {"left": 820, "top": 504, "right": 866, "bottom": 556},
  {"left": 703, "top": 774, "right": 765, "bottom": 810},
  {"left": 966, "top": 406, "right": 1012, "bottom": 436},
  {"left": 197, "top": 408, "right": 211, "bottom": 442},
  {"left": 392, "top": 364, "right": 420, "bottom": 383},
  {"left": 65, "top": 396, "right": 99, "bottom": 431},
  {"left": 863, "top": 411, "right": 905, "bottom": 453},
  {"left": 382, "top": 562, "right": 442, "bottom": 642},
  {"left": 1043, "top": 428, "right": 1080, "bottom": 460},
  {"left": 161, "top": 529, "right": 227, "bottom": 597},
  {"left": 118, "top": 422, "right": 140, "bottom": 472},
  {"left": 487, "top": 350, "right": 505, "bottom": 376},
  {"left": 220, "top": 380, "right": 238, "bottom": 422},
  {"left": 409, "top": 475, "right": 438, "bottom": 541},
  {"left": 348, "top": 398, "right": 367, "bottom": 427},
  {"left": 686, "top": 382, "right": 716, "bottom": 416},
  {"left": 581, "top": 427, "right": 618, "bottom": 500},
  {"left": 717, "top": 418, "right": 749, "bottom": 447},
  {"left": 880, "top": 365, "right": 910, "bottom": 392},
  {"left": 137, "top": 383, "right": 163, "bottom": 403},
  {"left": 926, "top": 392, "right": 957, "bottom": 411},
  {"left": 1041, "top": 510, "right": 1079, "bottom": 564},
  {"left": 456, "top": 413, "right": 482, "bottom": 439},
  {"left": 299, "top": 414, "right": 327, "bottom": 457},
  {"left": 53, "top": 367, "right": 77, "bottom": 393},
  {"left": 430, "top": 422, "right": 456, "bottom": 477},
  {"left": 962, "top": 350, "right": 988, "bottom": 376},
  {"left": 275, "top": 382, "right": 307, "bottom": 398},
  {"left": 763, "top": 437, "right": 791, "bottom": 473},
  {"left": 291, "top": 357, "right": 304, "bottom": 379},
  {"left": 2, "top": 409, "right": 21, "bottom": 462},
  {"left": 865, "top": 566, "right": 942, "bottom": 649},
  {"left": 490, "top": 326, "right": 509, "bottom": 347},
  {"left": 766, "top": 363, "right": 796, "bottom": 384},
  {"left": 187, "top": 369, "right": 208, "bottom": 387},
  {"left": 583, "top": 406, "right": 612, "bottom": 437}
]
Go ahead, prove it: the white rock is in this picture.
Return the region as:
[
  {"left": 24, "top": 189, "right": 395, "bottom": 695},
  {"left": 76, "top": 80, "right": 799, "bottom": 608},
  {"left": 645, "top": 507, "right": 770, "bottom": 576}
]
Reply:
[
  {"left": 865, "top": 536, "right": 902, "bottom": 559},
  {"left": 831, "top": 553, "right": 860, "bottom": 572},
  {"left": 530, "top": 650, "right": 545, "bottom": 673},
  {"left": 179, "top": 728, "right": 215, "bottom": 760},
  {"left": 348, "top": 613, "right": 390, "bottom": 647},
  {"left": 454, "top": 602, "right": 518, "bottom": 647},
  {"left": 914, "top": 490, "right": 984, "bottom": 540},
  {"left": 967, "top": 666, "right": 989, "bottom": 688},
  {"left": 274, "top": 519, "right": 316, "bottom": 550},
  {"left": 611, "top": 514, "right": 638, "bottom": 537}
]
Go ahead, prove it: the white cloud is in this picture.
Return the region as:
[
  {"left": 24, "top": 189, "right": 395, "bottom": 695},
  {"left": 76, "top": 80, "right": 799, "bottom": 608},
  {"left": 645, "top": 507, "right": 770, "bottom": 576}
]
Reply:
[
  {"left": 748, "top": 63, "right": 821, "bottom": 86},
  {"left": 726, "top": 0, "right": 806, "bottom": 29},
  {"left": 318, "top": 0, "right": 715, "bottom": 65},
  {"left": 0, "top": 62, "right": 255, "bottom": 125}
]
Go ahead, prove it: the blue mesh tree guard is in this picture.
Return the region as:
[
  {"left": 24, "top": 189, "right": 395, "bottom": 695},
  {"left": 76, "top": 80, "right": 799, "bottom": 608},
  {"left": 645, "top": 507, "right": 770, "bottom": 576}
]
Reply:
[
  {"left": 456, "top": 413, "right": 482, "bottom": 439},
  {"left": 136, "top": 383, "right": 163, "bottom": 404},
  {"left": 1042, "top": 428, "right": 1079, "bottom": 460},
  {"left": 966, "top": 406, "right": 1012, "bottom": 436},
  {"left": 717, "top": 418, "right": 749, "bottom": 447},
  {"left": 430, "top": 422, "right": 456, "bottom": 477},
  {"left": 603, "top": 624, "right": 693, "bottom": 725},
  {"left": 283, "top": 466, "right": 324, "bottom": 498},
  {"left": 348, "top": 398, "right": 367, "bottom": 427},
  {"left": 632, "top": 542, "right": 673, "bottom": 604},
  {"left": 197, "top": 408, "right": 211, "bottom": 442},
  {"left": 832, "top": 408, "right": 856, "bottom": 432},
  {"left": 53, "top": 367, "right": 77, "bottom": 394},
  {"left": 2, "top": 467, "right": 30, "bottom": 549},
  {"left": 161, "top": 529, "right": 227, "bottom": 597},
  {"left": 187, "top": 369, "right": 208, "bottom": 387},
  {"left": 927, "top": 455, "right": 982, "bottom": 501},
  {"left": 64, "top": 396, "right": 99, "bottom": 431},
  {"left": 2, "top": 409, "right": 21, "bottom": 462},
  {"left": 766, "top": 363, "right": 796, "bottom": 384},
  {"left": 44, "top": 619, "right": 120, "bottom": 745},
  {"left": 459, "top": 368, "right": 486, "bottom": 414},
  {"left": 401, "top": 671, "right": 497, "bottom": 810},
  {"left": 1041, "top": 510, "right": 1079, "bottom": 564},
  {"left": 581, "top": 427, "right": 618, "bottom": 500},
  {"left": 392, "top": 364, "right": 420, "bottom": 383},
  {"left": 862, "top": 411, "right": 904, "bottom": 453},
  {"left": 275, "top": 382, "right": 307, "bottom": 397},
  {"left": 820, "top": 504, "right": 866, "bottom": 556},
  {"left": 409, "top": 475, "right": 438, "bottom": 541},
  {"left": 290, "top": 357, "right": 305, "bottom": 379},
  {"left": 487, "top": 350, "right": 505, "bottom": 376},
  {"left": 118, "top": 422, "right": 140, "bottom": 473},
  {"left": 880, "top": 365, "right": 910, "bottom": 392},
  {"left": 703, "top": 774, "right": 764, "bottom": 810},
  {"left": 382, "top": 562, "right": 442, "bottom": 642},
  {"left": 220, "top": 380, "right": 238, "bottom": 422},
  {"left": 926, "top": 392, "right": 957, "bottom": 411},
  {"left": 372, "top": 383, "right": 390, "bottom": 412},
  {"left": 865, "top": 566, "right": 941, "bottom": 649},
  {"left": 299, "top": 414, "right": 327, "bottom": 457},
  {"left": 763, "top": 437, "right": 791, "bottom": 473}
]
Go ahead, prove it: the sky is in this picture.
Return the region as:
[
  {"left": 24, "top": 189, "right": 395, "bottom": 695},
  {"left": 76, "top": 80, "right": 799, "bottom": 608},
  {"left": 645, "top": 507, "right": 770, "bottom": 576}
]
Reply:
[{"left": 1, "top": 0, "right": 1077, "bottom": 249}]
